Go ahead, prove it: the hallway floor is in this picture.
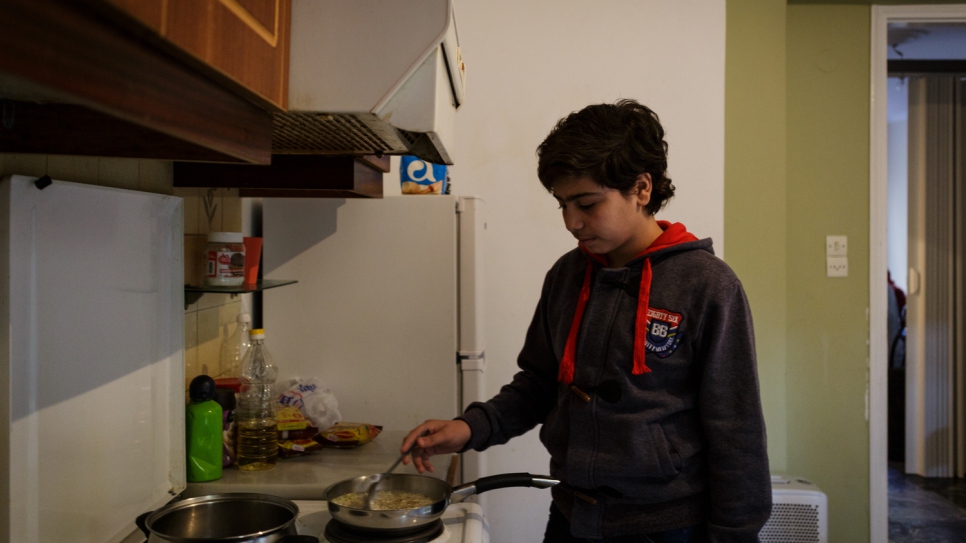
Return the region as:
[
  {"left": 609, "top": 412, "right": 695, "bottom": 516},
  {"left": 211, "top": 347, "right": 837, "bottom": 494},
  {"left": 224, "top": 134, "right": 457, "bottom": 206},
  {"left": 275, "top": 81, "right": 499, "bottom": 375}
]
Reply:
[{"left": 889, "top": 462, "right": 966, "bottom": 542}]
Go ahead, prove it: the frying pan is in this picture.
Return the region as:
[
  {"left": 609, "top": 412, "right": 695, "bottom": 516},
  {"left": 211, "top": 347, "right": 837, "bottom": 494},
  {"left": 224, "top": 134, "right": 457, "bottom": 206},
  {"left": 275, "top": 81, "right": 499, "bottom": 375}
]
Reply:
[{"left": 322, "top": 472, "right": 558, "bottom": 530}]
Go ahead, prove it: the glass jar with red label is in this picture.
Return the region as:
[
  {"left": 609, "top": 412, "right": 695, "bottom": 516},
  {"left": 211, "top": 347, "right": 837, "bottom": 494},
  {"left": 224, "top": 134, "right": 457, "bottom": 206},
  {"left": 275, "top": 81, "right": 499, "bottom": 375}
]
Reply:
[{"left": 205, "top": 232, "right": 246, "bottom": 287}]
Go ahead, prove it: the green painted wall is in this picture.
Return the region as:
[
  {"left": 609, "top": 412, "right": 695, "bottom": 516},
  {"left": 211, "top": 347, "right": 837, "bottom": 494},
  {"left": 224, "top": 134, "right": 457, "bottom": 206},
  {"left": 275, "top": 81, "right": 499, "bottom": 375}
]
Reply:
[
  {"left": 786, "top": 5, "right": 872, "bottom": 543},
  {"left": 727, "top": 3, "right": 962, "bottom": 542},
  {"left": 789, "top": 0, "right": 962, "bottom": 4},
  {"left": 724, "top": 0, "right": 788, "bottom": 474},
  {"left": 726, "top": 2, "right": 877, "bottom": 542}
]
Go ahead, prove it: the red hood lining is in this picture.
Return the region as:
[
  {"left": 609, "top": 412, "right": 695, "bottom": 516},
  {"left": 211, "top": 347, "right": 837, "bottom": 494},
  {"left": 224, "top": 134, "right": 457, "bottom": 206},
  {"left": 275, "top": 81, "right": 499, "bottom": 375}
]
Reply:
[{"left": 559, "top": 221, "right": 698, "bottom": 384}]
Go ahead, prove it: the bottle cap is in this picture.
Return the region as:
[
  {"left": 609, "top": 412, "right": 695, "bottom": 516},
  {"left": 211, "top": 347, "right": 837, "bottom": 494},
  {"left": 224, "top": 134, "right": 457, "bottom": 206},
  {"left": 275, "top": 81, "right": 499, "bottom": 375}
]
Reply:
[
  {"left": 237, "top": 313, "right": 251, "bottom": 323},
  {"left": 189, "top": 375, "right": 217, "bottom": 402},
  {"left": 249, "top": 328, "right": 265, "bottom": 340},
  {"left": 208, "top": 232, "right": 244, "bottom": 244},
  {"left": 213, "top": 377, "right": 242, "bottom": 393}
]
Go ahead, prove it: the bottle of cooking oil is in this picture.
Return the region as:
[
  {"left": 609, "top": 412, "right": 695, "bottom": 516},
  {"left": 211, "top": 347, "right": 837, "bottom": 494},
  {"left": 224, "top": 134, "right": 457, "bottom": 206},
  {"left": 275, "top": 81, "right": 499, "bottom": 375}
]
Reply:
[{"left": 235, "top": 328, "right": 278, "bottom": 471}]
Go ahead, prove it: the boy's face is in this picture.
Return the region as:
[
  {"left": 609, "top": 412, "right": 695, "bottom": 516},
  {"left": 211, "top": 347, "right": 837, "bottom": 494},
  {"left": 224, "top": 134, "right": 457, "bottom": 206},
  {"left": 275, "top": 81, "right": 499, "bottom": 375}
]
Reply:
[{"left": 551, "top": 175, "right": 657, "bottom": 266}]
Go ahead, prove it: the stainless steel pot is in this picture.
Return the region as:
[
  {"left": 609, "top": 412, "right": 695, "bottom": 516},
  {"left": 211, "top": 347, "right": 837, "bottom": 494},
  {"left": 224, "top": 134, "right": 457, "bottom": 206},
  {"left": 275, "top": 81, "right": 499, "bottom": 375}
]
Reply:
[
  {"left": 136, "top": 493, "right": 317, "bottom": 543},
  {"left": 322, "top": 472, "right": 558, "bottom": 531}
]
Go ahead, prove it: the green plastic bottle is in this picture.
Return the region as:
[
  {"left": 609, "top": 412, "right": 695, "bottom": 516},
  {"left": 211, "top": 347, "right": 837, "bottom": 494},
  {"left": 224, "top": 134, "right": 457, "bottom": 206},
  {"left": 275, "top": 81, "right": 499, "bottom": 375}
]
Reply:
[{"left": 186, "top": 375, "right": 223, "bottom": 482}]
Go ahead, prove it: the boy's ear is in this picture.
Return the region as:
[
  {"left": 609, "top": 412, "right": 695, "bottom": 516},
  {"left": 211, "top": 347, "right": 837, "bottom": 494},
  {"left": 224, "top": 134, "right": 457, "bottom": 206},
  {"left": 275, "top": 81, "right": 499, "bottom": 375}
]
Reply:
[{"left": 636, "top": 174, "right": 652, "bottom": 208}]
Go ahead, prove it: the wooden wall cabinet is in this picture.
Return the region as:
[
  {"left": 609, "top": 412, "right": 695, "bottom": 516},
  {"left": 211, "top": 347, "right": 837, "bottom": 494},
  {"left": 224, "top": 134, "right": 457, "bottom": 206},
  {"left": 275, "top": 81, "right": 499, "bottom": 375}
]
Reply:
[
  {"left": 1, "top": 0, "right": 388, "bottom": 198},
  {"left": 104, "top": 0, "right": 290, "bottom": 111},
  {"left": 0, "top": 0, "right": 288, "bottom": 164}
]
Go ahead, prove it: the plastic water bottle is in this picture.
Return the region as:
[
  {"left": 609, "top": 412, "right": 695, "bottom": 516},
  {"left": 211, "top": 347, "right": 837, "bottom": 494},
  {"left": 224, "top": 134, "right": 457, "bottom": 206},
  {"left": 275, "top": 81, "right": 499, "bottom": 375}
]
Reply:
[
  {"left": 235, "top": 328, "right": 278, "bottom": 471},
  {"left": 185, "top": 375, "right": 223, "bottom": 482},
  {"left": 220, "top": 313, "right": 251, "bottom": 378}
]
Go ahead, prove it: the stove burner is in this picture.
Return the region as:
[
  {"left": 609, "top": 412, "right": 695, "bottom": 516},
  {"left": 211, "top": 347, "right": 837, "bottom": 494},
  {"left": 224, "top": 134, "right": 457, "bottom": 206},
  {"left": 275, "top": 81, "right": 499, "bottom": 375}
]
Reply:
[{"left": 324, "top": 519, "right": 444, "bottom": 543}]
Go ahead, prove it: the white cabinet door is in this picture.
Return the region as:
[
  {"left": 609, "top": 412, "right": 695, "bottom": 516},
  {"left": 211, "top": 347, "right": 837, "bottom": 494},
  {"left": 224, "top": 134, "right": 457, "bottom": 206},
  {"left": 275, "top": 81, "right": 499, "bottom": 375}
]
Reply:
[{"left": 0, "top": 175, "right": 185, "bottom": 543}]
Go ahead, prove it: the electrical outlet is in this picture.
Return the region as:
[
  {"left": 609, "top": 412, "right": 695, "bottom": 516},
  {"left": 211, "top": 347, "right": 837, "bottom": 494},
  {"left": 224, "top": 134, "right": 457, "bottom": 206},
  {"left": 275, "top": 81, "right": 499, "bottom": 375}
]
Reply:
[
  {"left": 827, "top": 256, "right": 848, "bottom": 277},
  {"left": 826, "top": 235, "right": 848, "bottom": 256}
]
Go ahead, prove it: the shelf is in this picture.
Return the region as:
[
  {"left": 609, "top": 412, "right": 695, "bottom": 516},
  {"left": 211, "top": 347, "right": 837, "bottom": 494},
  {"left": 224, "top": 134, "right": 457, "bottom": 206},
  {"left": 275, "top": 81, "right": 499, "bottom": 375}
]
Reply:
[
  {"left": 173, "top": 155, "right": 389, "bottom": 198},
  {"left": 184, "top": 279, "right": 297, "bottom": 309}
]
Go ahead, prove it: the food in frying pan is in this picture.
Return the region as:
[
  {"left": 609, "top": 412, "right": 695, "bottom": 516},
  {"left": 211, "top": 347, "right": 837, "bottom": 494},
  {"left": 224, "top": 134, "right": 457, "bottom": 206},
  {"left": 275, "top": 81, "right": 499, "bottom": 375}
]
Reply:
[{"left": 331, "top": 490, "right": 434, "bottom": 510}]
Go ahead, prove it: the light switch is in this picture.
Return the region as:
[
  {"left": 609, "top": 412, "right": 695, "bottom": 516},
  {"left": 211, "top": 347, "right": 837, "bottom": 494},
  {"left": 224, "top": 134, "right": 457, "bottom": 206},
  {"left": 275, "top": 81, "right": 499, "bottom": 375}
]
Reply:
[
  {"left": 827, "top": 256, "right": 848, "bottom": 277},
  {"left": 826, "top": 235, "right": 847, "bottom": 256}
]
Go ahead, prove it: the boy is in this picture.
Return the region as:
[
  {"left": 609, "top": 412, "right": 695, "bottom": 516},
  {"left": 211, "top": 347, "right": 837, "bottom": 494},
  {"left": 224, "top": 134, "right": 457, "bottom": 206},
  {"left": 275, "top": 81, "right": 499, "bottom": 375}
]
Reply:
[{"left": 402, "top": 99, "right": 771, "bottom": 542}]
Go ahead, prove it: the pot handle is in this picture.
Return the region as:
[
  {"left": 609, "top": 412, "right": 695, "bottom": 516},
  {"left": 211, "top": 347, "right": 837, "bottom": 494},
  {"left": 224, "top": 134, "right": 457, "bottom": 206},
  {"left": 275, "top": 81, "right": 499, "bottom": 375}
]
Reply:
[
  {"left": 134, "top": 512, "right": 151, "bottom": 538},
  {"left": 451, "top": 473, "right": 558, "bottom": 503}
]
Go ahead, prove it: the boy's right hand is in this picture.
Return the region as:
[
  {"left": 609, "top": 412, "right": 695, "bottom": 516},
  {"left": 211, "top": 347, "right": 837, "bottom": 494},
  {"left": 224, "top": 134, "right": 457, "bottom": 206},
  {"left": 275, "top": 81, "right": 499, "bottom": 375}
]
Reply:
[{"left": 400, "top": 419, "right": 471, "bottom": 474}]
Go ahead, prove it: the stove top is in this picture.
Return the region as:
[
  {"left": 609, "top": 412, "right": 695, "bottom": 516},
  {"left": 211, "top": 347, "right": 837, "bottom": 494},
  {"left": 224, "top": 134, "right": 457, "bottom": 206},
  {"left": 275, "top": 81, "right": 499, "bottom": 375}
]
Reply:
[
  {"left": 324, "top": 518, "right": 445, "bottom": 543},
  {"left": 293, "top": 501, "right": 488, "bottom": 543}
]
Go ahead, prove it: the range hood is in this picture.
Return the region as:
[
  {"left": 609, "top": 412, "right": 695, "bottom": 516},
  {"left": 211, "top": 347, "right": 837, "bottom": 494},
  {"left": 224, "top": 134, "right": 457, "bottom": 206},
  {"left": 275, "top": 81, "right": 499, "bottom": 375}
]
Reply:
[{"left": 278, "top": 0, "right": 464, "bottom": 165}]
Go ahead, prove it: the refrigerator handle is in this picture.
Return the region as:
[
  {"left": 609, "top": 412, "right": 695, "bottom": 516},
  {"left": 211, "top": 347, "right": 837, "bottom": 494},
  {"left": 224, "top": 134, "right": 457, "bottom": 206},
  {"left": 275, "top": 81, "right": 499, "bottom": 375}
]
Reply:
[
  {"left": 458, "top": 351, "right": 485, "bottom": 371},
  {"left": 457, "top": 351, "right": 488, "bottom": 487},
  {"left": 457, "top": 351, "right": 486, "bottom": 412}
]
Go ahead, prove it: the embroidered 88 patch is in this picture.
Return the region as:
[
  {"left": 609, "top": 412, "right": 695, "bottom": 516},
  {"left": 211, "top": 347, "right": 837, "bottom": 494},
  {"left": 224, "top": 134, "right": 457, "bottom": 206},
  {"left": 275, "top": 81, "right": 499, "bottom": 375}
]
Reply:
[{"left": 645, "top": 307, "right": 684, "bottom": 358}]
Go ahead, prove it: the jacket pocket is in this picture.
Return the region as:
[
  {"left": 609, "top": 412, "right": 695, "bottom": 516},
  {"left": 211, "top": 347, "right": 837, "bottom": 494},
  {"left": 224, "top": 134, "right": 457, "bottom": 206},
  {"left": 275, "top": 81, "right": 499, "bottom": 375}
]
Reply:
[{"left": 649, "top": 422, "right": 682, "bottom": 478}]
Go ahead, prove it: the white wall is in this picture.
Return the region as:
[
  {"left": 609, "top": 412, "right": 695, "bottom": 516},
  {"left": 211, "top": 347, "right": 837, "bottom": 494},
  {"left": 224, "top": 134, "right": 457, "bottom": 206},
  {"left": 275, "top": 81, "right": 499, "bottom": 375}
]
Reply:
[
  {"left": 887, "top": 77, "right": 908, "bottom": 292},
  {"left": 432, "top": 1, "right": 726, "bottom": 540}
]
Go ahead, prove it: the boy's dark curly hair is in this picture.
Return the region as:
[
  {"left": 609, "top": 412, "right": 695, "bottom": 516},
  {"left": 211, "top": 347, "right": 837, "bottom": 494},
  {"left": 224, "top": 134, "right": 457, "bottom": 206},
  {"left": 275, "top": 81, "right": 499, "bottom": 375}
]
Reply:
[{"left": 536, "top": 99, "right": 675, "bottom": 215}]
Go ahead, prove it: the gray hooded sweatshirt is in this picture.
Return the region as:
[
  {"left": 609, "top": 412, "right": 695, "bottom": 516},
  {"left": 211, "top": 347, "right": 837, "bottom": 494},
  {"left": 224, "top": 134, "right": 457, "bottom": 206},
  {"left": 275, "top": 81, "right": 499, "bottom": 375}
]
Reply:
[{"left": 459, "top": 222, "right": 771, "bottom": 541}]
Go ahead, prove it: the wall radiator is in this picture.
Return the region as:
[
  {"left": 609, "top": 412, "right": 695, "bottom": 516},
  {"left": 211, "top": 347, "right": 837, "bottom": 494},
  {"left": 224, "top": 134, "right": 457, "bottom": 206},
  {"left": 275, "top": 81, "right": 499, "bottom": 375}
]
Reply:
[{"left": 759, "top": 476, "right": 828, "bottom": 543}]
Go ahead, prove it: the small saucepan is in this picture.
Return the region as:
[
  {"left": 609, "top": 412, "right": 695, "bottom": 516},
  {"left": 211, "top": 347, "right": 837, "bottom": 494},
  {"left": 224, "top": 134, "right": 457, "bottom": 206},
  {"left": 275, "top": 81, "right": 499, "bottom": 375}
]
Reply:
[
  {"left": 322, "top": 472, "right": 558, "bottom": 531},
  {"left": 136, "top": 493, "right": 317, "bottom": 543}
]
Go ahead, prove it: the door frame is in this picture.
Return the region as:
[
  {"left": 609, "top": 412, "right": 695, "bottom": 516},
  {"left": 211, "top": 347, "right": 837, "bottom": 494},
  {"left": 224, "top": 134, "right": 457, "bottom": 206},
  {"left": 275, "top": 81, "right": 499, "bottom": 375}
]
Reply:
[{"left": 870, "top": 6, "right": 966, "bottom": 542}]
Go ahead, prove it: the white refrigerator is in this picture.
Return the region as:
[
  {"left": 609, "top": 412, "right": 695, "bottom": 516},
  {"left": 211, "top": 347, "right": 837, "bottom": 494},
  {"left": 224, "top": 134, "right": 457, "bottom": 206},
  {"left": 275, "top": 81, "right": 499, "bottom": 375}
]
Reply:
[{"left": 262, "top": 195, "right": 486, "bottom": 485}]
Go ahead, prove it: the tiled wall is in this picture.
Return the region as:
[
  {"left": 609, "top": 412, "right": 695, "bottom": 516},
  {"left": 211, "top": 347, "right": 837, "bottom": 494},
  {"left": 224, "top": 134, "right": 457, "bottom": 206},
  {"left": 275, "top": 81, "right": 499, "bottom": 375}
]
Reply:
[
  {"left": 0, "top": 153, "right": 171, "bottom": 194},
  {"left": 175, "top": 186, "right": 250, "bottom": 387},
  {"left": 0, "top": 153, "right": 248, "bottom": 391}
]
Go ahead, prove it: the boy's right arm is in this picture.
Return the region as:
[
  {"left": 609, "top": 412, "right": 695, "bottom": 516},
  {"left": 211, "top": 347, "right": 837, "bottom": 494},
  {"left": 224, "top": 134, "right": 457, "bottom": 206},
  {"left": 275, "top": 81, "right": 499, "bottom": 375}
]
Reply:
[
  {"left": 402, "top": 266, "right": 563, "bottom": 470},
  {"left": 401, "top": 419, "right": 472, "bottom": 473}
]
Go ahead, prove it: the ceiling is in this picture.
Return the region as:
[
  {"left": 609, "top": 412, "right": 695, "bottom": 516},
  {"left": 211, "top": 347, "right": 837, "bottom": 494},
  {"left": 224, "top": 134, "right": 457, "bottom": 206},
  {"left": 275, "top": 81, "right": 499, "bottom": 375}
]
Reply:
[{"left": 888, "top": 23, "right": 966, "bottom": 60}]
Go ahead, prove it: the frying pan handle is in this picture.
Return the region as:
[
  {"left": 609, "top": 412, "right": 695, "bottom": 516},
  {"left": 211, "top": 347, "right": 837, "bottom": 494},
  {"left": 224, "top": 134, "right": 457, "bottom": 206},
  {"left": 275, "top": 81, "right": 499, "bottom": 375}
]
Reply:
[{"left": 451, "top": 473, "right": 559, "bottom": 503}]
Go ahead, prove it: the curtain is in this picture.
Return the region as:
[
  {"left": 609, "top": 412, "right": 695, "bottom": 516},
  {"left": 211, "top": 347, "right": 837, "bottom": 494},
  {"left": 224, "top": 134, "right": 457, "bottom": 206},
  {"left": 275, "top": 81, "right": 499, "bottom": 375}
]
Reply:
[{"left": 906, "top": 75, "right": 966, "bottom": 478}]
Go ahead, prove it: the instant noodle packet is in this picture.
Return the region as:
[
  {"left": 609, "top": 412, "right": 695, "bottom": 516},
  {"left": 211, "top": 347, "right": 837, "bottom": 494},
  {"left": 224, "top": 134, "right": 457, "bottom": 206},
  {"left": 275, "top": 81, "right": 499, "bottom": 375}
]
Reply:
[
  {"left": 277, "top": 405, "right": 321, "bottom": 458},
  {"left": 315, "top": 422, "right": 383, "bottom": 448}
]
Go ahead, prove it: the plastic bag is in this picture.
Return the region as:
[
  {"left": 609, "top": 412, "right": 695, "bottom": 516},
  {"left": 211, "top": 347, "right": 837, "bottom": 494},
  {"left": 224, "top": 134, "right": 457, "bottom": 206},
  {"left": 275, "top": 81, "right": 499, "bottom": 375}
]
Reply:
[{"left": 276, "top": 378, "right": 341, "bottom": 431}]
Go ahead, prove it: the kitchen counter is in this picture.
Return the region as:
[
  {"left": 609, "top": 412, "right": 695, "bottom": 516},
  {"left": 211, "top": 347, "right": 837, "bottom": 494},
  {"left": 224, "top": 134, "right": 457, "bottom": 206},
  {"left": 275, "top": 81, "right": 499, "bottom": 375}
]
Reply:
[{"left": 182, "top": 431, "right": 449, "bottom": 500}]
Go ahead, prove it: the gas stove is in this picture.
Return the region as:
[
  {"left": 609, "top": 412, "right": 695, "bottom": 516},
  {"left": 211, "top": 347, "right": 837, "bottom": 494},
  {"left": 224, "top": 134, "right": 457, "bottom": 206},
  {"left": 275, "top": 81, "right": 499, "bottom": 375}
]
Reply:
[{"left": 294, "top": 501, "right": 489, "bottom": 543}]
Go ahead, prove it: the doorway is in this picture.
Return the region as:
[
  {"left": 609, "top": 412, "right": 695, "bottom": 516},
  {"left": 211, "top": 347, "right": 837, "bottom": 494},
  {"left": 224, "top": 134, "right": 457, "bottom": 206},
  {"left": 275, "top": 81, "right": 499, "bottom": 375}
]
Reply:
[{"left": 872, "top": 6, "right": 966, "bottom": 542}]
